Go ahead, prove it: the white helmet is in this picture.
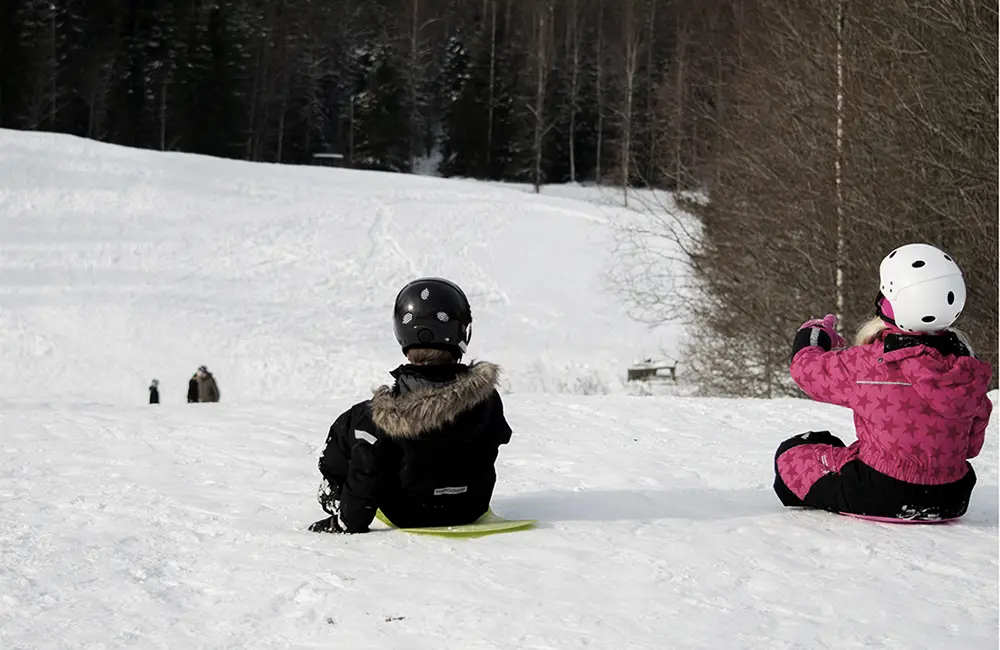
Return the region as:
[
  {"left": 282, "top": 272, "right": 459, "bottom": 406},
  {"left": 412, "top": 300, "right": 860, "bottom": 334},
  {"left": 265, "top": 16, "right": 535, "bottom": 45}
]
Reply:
[{"left": 879, "top": 243, "right": 965, "bottom": 333}]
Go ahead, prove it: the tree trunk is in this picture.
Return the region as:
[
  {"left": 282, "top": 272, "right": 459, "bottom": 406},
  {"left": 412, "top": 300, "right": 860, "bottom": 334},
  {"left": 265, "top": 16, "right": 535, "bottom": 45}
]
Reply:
[
  {"left": 486, "top": 0, "right": 497, "bottom": 171},
  {"left": 620, "top": 0, "right": 641, "bottom": 207},
  {"left": 834, "top": 0, "right": 846, "bottom": 327},
  {"left": 277, "top": 95, "right": 286, "bottom": 162},
  {"left": 409, "top": 0, "right": 419, "bottom": 171},
  {"left": 673, "top": 15, "right": 684, "bottom": 189},
  {"left": 247, "top": 48, "right": 261, "bottom": 160},
  {"left": 49, "top": 5, "right": 57, "bottom": 128},
  {"left": 159, "top": 81, "right": 167, "bottom": 151},
  {"left": 714, "top": 47, "right": 724, "bottom": 188},
  {"left": 348, "top": 96, "right": 355, "bottom": 165},
  {"left": 531, "top": 2, "right": 551, "bottom": 193},
  {"left": 595, "top": 2, "right": 604, "bottom": 185},
  {"left": 567, "top": 0, "right": 579, "bottom": 183},
  {"left": 645, "top": 0, "right": 657, "bottom": 185},
  {"left": 88, "top": 90, "right": 96, "bottom": 139}
]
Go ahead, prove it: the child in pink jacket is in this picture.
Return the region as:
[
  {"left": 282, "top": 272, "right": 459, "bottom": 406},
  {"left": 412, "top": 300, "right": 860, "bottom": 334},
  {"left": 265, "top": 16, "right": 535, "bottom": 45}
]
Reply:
[{"left": 774, "top": 243, "right": 993, "bottom": 521}]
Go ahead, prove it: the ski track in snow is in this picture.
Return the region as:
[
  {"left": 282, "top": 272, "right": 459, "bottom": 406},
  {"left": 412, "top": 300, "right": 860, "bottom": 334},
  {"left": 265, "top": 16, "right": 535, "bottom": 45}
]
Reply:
[{"left": 0, "top": 130, "right": 996, "bottom": 649}]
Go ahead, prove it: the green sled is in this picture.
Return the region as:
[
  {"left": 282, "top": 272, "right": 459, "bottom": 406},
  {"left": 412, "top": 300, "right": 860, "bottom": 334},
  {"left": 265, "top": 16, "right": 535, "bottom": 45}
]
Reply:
[{"left": 375, "top": 508, "right": 536, "bottom": 538}]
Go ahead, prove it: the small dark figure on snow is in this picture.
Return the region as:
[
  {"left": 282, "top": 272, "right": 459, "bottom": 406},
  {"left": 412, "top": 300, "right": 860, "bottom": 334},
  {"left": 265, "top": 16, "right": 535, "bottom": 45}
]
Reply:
[
  {"left": 187, "top": 374, "right": 198, "bottom": 403},
  {"left": 190, "top": 365, "right": 220, "bottom": 403},
  {"left": 309, "top": 277, "right": 513, "bottom": 534},
  {"left": 149, "top": 379, "right": 160, "bottom": 404}
]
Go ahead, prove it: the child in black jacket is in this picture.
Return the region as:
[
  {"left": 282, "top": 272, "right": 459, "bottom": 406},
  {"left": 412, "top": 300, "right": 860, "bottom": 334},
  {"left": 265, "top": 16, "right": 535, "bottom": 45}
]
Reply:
[{"left": 309, "top": 277, "right": 512, "bottom": 534}]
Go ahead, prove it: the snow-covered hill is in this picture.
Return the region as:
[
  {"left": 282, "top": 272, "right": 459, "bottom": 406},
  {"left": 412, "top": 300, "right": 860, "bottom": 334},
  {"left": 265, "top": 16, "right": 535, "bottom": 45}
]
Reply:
[
  {"left": 0, "top": 129, "right": 996, "bottom": 649},
  {"left": 0, "top": 129, "right": 681, "bottom": 404}
]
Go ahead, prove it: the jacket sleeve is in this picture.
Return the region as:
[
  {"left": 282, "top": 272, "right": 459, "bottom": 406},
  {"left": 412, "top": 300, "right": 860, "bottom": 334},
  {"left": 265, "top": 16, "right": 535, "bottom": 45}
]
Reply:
[
  {"left": 339, "top": 440, "right": 393, "bottom": 533},
  {"left": 491, "top": 392, "right": 513, "bottom": 446},
  {"left": 967, "top": 394, "right": 993, "bottom": 459},
  {"left": 318, "top": 407, "right": 357, "bottom": 491},
  {"left": 324, "top": 403, "right": 402, "bottom": 533},
  {"left": 790, "top": 344, "right": 864, "bottom": 409}
]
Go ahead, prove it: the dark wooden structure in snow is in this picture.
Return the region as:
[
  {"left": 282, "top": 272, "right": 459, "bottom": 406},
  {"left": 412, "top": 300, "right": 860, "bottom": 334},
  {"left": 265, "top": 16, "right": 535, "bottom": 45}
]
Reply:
[{"left": 626, "top": 359, "right": 677, "bottom": 382}]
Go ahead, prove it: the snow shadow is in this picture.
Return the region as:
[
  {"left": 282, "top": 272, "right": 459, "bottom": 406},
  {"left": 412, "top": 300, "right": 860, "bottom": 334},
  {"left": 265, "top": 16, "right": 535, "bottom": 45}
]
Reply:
[
  {"left": 962, "top": 485, "right": 999, "bottom": 527},
  {"left": 493, "top": 487, "right": 778, "bottom": 523},
  {"left": 494, "top": 484, "right": 1000, "bottom": 527}
]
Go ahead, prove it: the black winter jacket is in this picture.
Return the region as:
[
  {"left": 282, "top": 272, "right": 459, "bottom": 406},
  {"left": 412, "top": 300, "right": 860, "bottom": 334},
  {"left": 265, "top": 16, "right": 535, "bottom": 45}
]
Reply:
[{"left": 318, "top": 361, "right": 512, "bottom": 532}]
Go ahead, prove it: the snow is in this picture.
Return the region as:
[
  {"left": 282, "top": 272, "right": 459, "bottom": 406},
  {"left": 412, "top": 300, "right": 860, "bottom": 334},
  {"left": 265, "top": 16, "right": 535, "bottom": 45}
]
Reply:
[
  {"left": 1, "top": 129, "right": 997, "bottom": 649},
  {"left": 0, "top": 130, "right": 679, "bottom": 404}
]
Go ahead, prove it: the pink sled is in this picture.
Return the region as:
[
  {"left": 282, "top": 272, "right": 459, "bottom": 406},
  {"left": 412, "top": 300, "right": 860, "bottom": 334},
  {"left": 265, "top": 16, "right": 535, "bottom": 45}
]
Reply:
[{"left": 840, "top": 512, "right": 959, "bottom": 525}]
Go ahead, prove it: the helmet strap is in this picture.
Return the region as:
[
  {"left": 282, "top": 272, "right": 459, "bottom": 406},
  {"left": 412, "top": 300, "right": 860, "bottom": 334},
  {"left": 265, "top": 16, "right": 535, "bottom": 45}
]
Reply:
[{"left": 874, "top": 292, "right": 896, "bottom": 325}]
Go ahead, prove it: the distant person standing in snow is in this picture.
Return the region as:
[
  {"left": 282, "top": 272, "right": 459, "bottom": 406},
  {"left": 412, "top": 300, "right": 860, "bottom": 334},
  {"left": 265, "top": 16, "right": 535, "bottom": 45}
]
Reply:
[
  {"left": 149, "top": 379, "right": 160, "bottom": 404},
  {"left": 193, "top": 365, "right": 220, "bottom": 403},
  {"left": 187, "top": 373, "right": 199, "bottom": 403},
  {"left": 773, "top": 244, "right": 992, "bottom": 522},
  {"left": 308, "top": 277, "right": 512, "bottom": 534}
]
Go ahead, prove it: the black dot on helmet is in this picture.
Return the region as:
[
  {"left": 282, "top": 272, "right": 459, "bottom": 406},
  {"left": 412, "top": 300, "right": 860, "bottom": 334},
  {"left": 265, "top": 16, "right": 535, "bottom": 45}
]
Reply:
[
  {"left": 947, "top": 291, "right": 955, "bottom": 305},
  {"left": 912, "top": 260, "right": 925, "bottom": 268},
  {"left": 921, "top": 316, "right": 936, "bottom": 323},
  {"left": 944, "top": 254, "right": 952, "bottom": 261},
  {"left": 889, "top": 250, "right": 897, "bottom": 258},
  {"left": 418, "top": 328, "right": 434, "bottom": 343}
]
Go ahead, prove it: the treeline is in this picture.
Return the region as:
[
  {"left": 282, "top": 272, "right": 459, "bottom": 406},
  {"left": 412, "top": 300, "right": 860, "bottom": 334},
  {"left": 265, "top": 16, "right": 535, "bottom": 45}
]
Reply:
[
  {"left": 0, "top": 0, "right": 709, "bottom": 187},
  {"left": 618, "top": 0, "right": 998, "bottom": 395},
  {"left": 2, "top": 0, "right": 995, "bottom": 395}
]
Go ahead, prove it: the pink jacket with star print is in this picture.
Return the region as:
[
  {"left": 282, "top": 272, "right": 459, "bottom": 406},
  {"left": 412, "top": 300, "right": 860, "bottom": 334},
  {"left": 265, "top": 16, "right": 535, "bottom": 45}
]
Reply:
[{"left": 789, "top": 331, "right": 992, "bottom": 485}]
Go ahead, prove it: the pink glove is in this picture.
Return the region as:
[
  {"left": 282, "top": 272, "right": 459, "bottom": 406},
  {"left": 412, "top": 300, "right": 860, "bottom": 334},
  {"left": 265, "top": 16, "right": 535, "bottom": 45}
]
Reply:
[{"left": 799, "top": 314, "right": 848, "bottom": 350}]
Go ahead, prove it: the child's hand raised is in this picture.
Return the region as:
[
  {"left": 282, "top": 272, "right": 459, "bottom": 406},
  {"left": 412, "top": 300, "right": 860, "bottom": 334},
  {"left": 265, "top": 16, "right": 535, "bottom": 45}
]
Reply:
[{"left": 798, "top": 314, "right": 848, "bottom": 350}]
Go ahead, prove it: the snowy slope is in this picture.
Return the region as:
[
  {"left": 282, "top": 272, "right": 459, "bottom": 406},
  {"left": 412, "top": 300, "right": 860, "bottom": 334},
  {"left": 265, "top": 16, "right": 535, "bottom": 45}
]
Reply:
[
  {"left": 2, "top": 397, "right": 996, "bottom": 649},
  {"left": 0, "top": 130, "right": 997, "bottom": 649},
  {"left": 0, "top": 129, "right": 679, "bottom": 405}
]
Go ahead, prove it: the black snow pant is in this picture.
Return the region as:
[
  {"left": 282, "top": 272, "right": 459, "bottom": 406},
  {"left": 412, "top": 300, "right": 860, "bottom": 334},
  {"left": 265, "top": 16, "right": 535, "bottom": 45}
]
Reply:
[
  {"left": 336, "top": 443, "right": 490, "bottom": 532},
  {"left": 773, "top": 431, "right": 977, "bottom": 521}
]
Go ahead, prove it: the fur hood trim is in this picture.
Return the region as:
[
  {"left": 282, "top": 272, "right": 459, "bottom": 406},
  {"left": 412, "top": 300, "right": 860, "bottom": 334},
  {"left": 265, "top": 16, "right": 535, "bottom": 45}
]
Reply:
[{"left": 370, "top": 361, "right": 501, "bottom": 439}]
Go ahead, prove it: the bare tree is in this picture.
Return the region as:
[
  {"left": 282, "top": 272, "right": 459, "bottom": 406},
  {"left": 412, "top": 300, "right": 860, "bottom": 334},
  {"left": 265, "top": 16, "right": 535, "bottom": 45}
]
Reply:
[
  {"left": 834, "top": 0, "right": 846, "bottom": 326},
  {"left": 624, "top": 0, "right": 998, "bottom": 396},
  {"left": 617, "top": 0, "right": 844, "bottom": 397},
  {"left": 403, "top": 0, "right": 443, "bottom": 169},
  {"left": 566, "top": 0, "right": 583, "bottom": 182},
  {"left": 526, "top": 0, "right": 554, "bottom": 192},
  {"left": 615, "top": 0, "right": 644, "bottom": 206},
  {"left": 643, "top": 0, "right": 659, "bottom": 185},
  {"left": 841, "top": 0, "right": 998, "bottom": 376},
  {"left": 594, "top": 0, "right": 606, "bottom": 184}
]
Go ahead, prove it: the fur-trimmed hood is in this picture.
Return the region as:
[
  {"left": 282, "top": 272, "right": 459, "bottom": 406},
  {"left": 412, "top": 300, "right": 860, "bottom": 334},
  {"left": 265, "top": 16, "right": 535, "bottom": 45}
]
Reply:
[{"left": 370, "top": 361, "right": 501, "bottom": 439}]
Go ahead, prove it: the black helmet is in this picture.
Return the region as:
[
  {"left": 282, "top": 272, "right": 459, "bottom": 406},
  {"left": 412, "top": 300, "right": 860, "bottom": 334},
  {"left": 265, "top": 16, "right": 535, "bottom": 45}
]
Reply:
[{"left": 392, "top": 277, "right": 472, "bottom": 357}]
